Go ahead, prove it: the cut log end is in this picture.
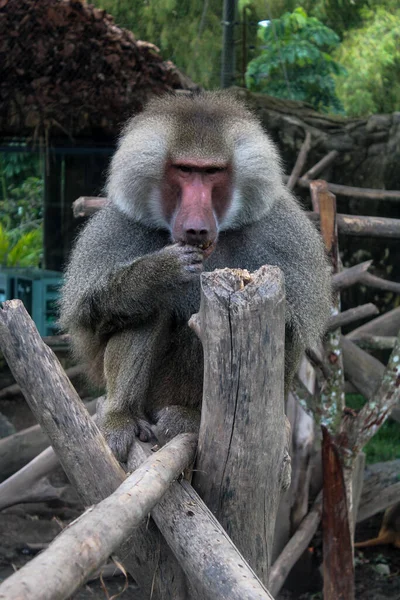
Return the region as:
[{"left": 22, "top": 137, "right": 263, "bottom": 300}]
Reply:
[{"left": 201, "top": 265, "right": 284, "bottom": 307}]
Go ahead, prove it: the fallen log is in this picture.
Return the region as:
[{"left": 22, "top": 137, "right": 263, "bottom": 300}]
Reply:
[
  {"left": 0, "top": 435, "right": 197, "bottom": 600},
  {"left": 357, "top": 459, "right": 400, "bottom": 523},
  {"left": 343, "top": 331, "right": 400, "bottom": 453}
]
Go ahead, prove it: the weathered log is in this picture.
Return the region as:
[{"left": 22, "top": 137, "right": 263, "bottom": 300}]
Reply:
[
  {"left": 332, "top": 260, "right": 372, "bottom": 291},
  {"left": 287, "top": 131, "right": 311, "bottom": 190},
  {"left": 2, "top": 408, "right": 275, "bottom": 600},
  {"left": 191, "top": 266, "right": 289, "bottom": 586},
  {"left": 127, "top": 438, "right": 275, "bottom": 600},
  {"left": 327, "top": 303, "right": 379, "bottom": 332},
  {"left": 269, "top": 492, "right": 322, "bottom": 597},
  {"left": 0, "top": 299, "right": 183, "bottom": 599},
  {"left": 0, "top": 435, "right": 197, "bottom": 600},
  {"left": 0, "top": 399, "right": 97, "bottom": 481},
  {"left": 347, "top": 306, "right": 400, "bottom": 339}
]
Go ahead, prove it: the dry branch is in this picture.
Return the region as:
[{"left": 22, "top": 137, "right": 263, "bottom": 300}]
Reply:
[
  {"left": 322, "top": 428, "right": 355, "bottom": 600},
  {"left": 358, "top": 483, "right": 400, "bottom": 524},
  {"left": 327, "top": 304, "right": 379, "bottom": 332},
  {"left": 287, "top": 131, "right": 311, "bottom": 190},
  {"left": 0, "top": 435, "right": 197, "bottom": 600},
  {"left": 331, "top": 261, "right": 372, "bottom": 291}
]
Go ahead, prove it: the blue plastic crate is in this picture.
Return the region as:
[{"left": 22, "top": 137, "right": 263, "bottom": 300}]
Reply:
[{"left": 0, "top": 268, "right": 63, "bottom": 336}]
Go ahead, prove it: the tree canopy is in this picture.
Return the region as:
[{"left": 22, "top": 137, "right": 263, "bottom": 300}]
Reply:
[{"left": 245, "top": 7, "right": 345, "bottom": 113}]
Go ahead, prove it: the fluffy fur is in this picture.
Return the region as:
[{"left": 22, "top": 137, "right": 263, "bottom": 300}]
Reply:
[{"left": 60, "top": 91, "right": 331, "bottom": 459}]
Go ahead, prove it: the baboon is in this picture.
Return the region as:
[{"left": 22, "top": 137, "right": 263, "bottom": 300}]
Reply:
[{"left": 60, "top": 91, "right": 331, "bottom": 460}]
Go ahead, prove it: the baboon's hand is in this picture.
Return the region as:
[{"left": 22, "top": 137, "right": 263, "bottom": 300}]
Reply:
[
  {"left": 160, "top": 244, "right": 205, "bottom": 282},
  {"left": 99, "top": 411, "right": 155, "bottom": 463}
]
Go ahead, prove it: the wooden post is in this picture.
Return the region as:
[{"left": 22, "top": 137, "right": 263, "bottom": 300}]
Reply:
[
  {"left": 191, "top": 265, "right": 290, "bottom": 585},
  {"left": 310, "top": 181, "right": 355, "bottom": 600}
]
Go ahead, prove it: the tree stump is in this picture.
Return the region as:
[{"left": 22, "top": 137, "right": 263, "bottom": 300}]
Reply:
[{"left": 191, "top": 265, "right": 290, "bottom": 586}]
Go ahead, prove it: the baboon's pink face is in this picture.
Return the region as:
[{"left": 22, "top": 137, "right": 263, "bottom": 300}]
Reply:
[{"left": 162, "top": 159, "right": 233, "bottom": 254}]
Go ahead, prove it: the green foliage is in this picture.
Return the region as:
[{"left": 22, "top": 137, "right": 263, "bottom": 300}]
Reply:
[
  {"left": 0, "top": 151, "right": 44, "bottom": 268},
  {"left": 93, "top": 0, "right": 223, "bottom": 88},
  {"left": 334, "top": 6, "right": 400, "bottom": 116},
  {"left": 0, "top": 224, "right": 43, "bottom": 268},
  {"left": 346, "top": 395, "right": 400, "bottom": 464},
  {"left": 246, "top": 8, "right": 345, "bottom": 113}
]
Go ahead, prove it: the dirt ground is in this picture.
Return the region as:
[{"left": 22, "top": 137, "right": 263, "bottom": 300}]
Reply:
[{"left": 0, "top": 491, "right": 398, "bottom": 600}]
